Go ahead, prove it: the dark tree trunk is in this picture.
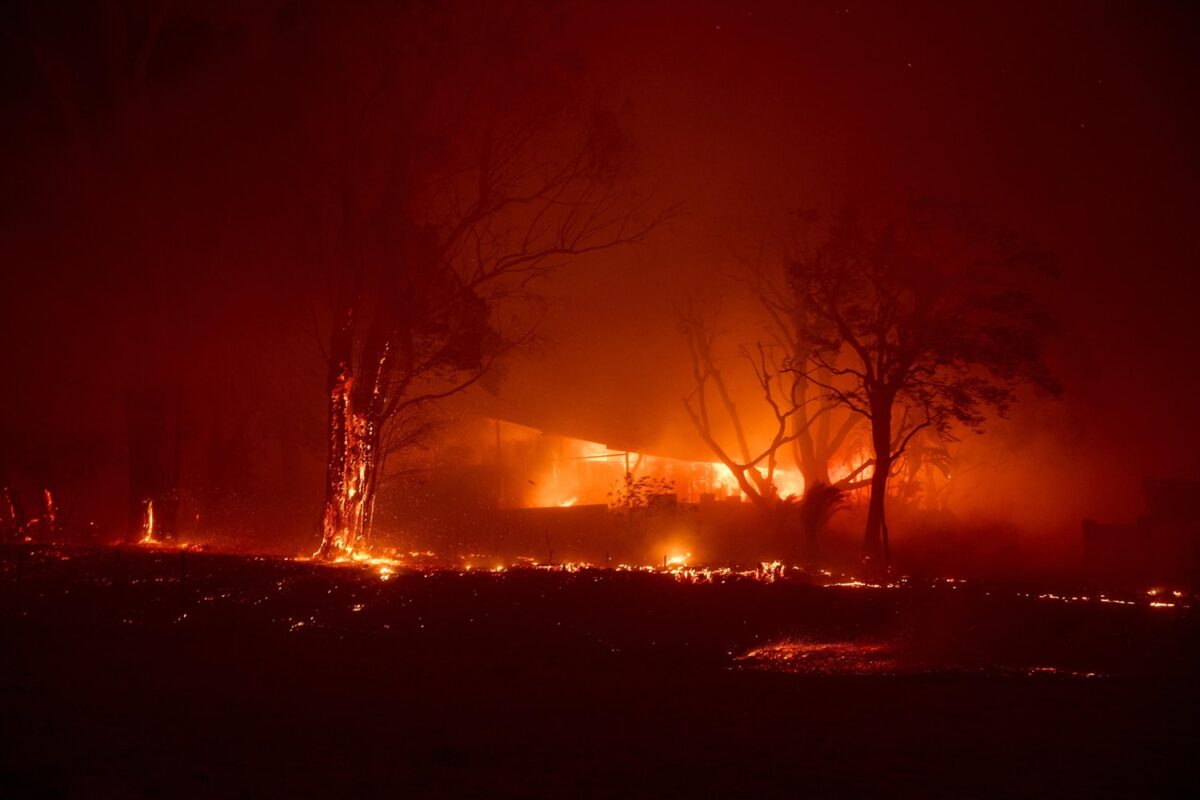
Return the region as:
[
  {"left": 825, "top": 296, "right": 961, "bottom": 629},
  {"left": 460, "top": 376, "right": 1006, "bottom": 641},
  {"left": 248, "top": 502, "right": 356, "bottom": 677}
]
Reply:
[
  {"left": 863, "top": 395, "right": 893, "bottom": 570},
  {"left": 790, "top": 369, "right": 832, "bottom": 490},
  {"left": 863, "top": 458, "right": 890, "bottom": 567},
  {"left": 793, "top": 416, "right": 831, "bottom": 489}
]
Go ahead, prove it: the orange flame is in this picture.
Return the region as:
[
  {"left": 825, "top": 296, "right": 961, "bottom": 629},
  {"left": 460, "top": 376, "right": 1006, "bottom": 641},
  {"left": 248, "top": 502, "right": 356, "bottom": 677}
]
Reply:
[{"left": 140, "top": 500, "right": 156, "bottom": 545}]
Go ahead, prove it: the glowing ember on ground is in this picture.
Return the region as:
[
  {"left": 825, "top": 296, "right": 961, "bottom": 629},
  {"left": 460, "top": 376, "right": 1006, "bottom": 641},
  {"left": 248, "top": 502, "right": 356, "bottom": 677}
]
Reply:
[
  {"left": 826, "top": 577, "right": 904, "bottom": 589},
  {"left": 736, "top": 641, "right": 899, "bottom": 675},
  {"left": 313, "top": 549, "right": 404, "bottom": 580},
  {"left": 1024, "top": 667, "right": 1104, "bottom": 678},
  {"left": 1021, "top": 588, "right": 1191, "bottom": 610},
  {"left": 287, "top": 548, "right": 1194, "bottom": 618},
  {"left": 737, "top": 642, "right": 1112, "bottom": 679}
]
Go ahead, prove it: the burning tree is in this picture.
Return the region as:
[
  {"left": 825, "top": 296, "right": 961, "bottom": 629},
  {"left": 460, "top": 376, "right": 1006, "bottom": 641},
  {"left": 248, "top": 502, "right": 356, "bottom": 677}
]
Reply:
[
  {"left": 788, "top": 201, "right": 1060, "bottom": 567},
  {"left": 307, "top": 4, "right": 669, "bottom": 559}
]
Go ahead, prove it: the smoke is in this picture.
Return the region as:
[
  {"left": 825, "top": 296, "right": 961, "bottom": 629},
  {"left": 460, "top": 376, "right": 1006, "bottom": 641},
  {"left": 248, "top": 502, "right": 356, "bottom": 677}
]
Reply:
[{"left": 1, "top": 1, "right": 1198, "bottom": 566}]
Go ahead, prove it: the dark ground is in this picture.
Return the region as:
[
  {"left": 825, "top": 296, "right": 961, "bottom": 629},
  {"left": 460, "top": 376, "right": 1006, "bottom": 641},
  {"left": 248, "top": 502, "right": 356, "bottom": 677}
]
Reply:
[{"left": 1, "top": 544, "right": 1196, "bottom": 798}]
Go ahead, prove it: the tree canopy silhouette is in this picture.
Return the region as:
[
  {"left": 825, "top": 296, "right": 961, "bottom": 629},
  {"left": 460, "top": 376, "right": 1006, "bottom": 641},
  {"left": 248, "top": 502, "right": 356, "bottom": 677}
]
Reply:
[{"left": 788, "top": 201, "right": 1061, "bottom": 567}]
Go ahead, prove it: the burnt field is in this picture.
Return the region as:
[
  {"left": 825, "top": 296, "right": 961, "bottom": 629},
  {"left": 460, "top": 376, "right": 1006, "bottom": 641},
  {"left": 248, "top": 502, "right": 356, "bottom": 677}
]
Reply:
[{"left": 1, "top": 544, "right": 1196, "bottom": 798}]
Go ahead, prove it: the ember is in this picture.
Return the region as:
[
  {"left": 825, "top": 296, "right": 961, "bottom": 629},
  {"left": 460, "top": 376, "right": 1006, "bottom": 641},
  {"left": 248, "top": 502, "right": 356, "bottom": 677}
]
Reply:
[{"left": 736, "top": 640, "right": 899, "bottom": 675}]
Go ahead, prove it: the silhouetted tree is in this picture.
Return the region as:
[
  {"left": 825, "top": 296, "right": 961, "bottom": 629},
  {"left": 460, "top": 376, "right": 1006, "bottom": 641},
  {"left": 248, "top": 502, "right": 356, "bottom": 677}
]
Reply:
[
  {"left": 680, "top": 300, "right": 870, "bottom": 511},
  {"left": 788, "top": 201, "right": 1060, "bottom": 568},
  {"left": 680, "top": 304, "right": 809, "bottom": 507},
  {"left": 307, "top": 4, "right": 670, "bottom": 559},
  {"left": 740, "top": 252, "right": 866, "bottom": 491}
]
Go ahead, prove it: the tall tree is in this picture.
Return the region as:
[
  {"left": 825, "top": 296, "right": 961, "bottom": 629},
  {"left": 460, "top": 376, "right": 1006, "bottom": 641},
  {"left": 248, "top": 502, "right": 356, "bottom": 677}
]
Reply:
[
  {"left": 788, "top": 202, "right": 1060, "bottom": 568},
  {"left": 741, "top": 253, "right": 866, "bottom": 490},
  {"left": 305, "top": 3, "right": 669, "bottom": 559}
]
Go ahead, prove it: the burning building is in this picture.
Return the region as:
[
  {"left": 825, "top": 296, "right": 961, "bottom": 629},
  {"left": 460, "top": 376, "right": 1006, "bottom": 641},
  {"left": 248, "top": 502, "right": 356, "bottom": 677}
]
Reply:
[{"left": 369, "top": 416, "right": 824, "bottom": 567}]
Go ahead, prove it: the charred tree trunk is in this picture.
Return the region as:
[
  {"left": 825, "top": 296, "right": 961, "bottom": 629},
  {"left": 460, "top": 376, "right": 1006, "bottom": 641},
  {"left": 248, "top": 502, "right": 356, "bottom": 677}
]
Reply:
[
  {"left": 1, "top": 485, "right": 25, "bottom": 543},
  {"left": 789, "top": 369, "right": 832, "bottom": 489},
  {"left": 39, "top": 489, "right": 56, "bottom": 540},
  {"left": 316, "top": 360, "right": 353, "bottom": 559},
  {"left": 315, "top": 371, "right": 383, "bottom": 559},
  {"left": 863, "top": 396, "right": 893, "bottom": 570},
  {"left": 315, "top": 315, "right": 386, "bottom": 560},
  {"left": 793, "top": 418, "right": 831, "bottom": 488},
  {"left": 863, "top": 459, "right": 890, "bottom": 568}
]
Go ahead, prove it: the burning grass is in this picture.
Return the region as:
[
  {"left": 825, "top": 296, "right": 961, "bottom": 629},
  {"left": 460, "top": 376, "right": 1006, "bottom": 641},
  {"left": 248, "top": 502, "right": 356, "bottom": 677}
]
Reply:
[
  {"left": 736, "top": 640, "right": 900, "bottom": 675},
  {"left": 5, "top": 542, "right": 1193, "bottom": 677},
  {"left": 1, "top": 541, "right": 1194, "bottom": 796}
]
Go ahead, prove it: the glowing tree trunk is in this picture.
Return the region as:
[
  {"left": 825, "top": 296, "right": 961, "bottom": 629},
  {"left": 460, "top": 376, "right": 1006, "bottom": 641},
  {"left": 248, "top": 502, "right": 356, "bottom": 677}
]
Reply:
[
  {"left": 1, "top": 486, "right": 24, "bottom": 543},
  {"left": 315, "top": 315, "right": 391, "bottom": 560},
  {"left": 315, "top": 366, "right": 382, "bottom": 559}
]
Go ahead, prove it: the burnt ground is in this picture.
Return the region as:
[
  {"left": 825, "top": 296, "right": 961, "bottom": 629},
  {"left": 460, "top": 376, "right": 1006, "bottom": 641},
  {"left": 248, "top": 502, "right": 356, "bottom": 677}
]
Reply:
[{"left": 1, "top": 544, "right": 1196, "bottom": 798}]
